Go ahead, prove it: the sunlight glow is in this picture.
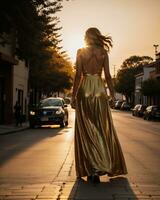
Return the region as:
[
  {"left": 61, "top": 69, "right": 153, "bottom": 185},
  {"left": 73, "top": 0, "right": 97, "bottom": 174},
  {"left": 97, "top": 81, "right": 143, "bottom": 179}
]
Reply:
[
  {"left": 58, "top": 0, "right": 160, "bottom": 75},
  {"left": 62, "top": 32, "right": 85, "bottom": 62}
]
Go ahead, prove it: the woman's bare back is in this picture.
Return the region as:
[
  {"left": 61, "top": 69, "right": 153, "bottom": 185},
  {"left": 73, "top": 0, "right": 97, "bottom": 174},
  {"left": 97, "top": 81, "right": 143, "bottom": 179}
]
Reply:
[
  {"left": 79, "top": 47, "right": 106, "bottom": 75},
  {"left": 72, "top": 46, "right": 115, "bottom": 105}
]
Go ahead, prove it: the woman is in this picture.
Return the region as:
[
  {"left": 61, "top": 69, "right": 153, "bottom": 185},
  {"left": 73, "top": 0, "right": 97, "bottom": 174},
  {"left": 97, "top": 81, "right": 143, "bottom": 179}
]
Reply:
[{"left": 71, "top": 27, "right": 127, "bottom": 183}]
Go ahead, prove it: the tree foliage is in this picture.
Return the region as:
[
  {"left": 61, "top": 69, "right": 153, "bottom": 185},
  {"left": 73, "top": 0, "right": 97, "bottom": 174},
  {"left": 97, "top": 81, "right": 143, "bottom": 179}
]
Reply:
[
  {"left": 141, "top": 79, "right": 160, "bottom": 96},
  {"left": 0, "top": 0, "right": 73, "bottom": 94},
  {"left": 114, "top": 55, "right": 153, "bottom": 103},
  {"left": 30, "top": 50, "right": 73, "bottom": 95},
  {"left": 121, "top": 56, "right": 153, "bottom": 69},
  {"left": 0, "top": 0, "right": 63, "bottom": 60},
  {"left": 115, "top": 68, "right": 135, "bottom": 98}
]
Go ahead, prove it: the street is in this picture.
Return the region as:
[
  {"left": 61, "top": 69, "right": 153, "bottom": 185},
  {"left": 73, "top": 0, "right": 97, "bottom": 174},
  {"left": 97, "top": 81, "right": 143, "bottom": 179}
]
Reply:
[{"left": 0, "top": 108, "right": 160, "bottom": 200}]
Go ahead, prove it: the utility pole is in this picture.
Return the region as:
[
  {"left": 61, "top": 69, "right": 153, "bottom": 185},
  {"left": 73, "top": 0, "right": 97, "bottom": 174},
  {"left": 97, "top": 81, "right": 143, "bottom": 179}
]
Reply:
[
  {"left": 112, "top": 65, "right": 116, "bottom": 87},
  {"left": 113, "top": 65, "right": 116, "bottom": 79},
  {"left": 153, "top": 44, "right": 159, "bottom": 60}
]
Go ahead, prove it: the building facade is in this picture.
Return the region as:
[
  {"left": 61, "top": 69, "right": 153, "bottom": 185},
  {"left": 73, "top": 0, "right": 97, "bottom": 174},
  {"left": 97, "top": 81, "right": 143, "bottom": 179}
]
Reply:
[
  {"left": 134, "top": 54, "right": 160, "bottom": 106},
  {"left": 13, "top": 61, "right": 29, "bottom": 120},
  {"left": 0, "top": 40, "right": 29, "bottom": 124}
]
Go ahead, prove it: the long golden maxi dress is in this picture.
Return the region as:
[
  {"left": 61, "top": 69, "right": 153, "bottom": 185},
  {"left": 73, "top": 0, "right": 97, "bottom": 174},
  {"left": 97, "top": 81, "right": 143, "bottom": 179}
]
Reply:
[{"left": 74, "top": 48, "right": 127, "bottom": 177}]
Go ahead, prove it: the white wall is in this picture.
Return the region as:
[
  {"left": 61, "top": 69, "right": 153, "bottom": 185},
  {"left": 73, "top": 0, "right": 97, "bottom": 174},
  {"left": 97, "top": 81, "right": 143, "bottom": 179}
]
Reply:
[
  {"left": 13, "top": 60, "right": 29, "bottom": 115},
  {"left": 143, "top": 67, "right": 155, "bottom": 80},
  {"left": 0, "top": 35, "right": 29, "bottom": 121}
]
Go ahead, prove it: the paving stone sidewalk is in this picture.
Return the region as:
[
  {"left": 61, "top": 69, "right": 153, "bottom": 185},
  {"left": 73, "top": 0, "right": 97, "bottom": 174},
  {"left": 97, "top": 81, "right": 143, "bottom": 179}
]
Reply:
[{"left": 0, "top": 143, "right": 160, "bottom": 200}]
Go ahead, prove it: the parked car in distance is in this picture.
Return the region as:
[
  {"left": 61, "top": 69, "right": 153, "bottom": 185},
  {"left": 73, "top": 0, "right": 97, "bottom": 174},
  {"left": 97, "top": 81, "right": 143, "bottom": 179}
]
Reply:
[
  {"left": 143, "top": 105, "right": 160, "bottom": 121},
  {"left": 132, "top": 104, "right": 140, "bottom": 116},
  {"left": 120, "top": 102, "right": 131, "bottom": 111},
  {"left": 132, "top": 104, "right": 147, "bottom": 117},
  {"left": 29, "top": 97, "right": 69, "bottom": 128},
  {"left": 108, "top": 99, "right": 117, "bottom": 109},
  {"left": 114, "top": 100, "right": 124, "bottom": 109},
  {"left": 138, "top": 105, "right": 147, "bottom": 117}
]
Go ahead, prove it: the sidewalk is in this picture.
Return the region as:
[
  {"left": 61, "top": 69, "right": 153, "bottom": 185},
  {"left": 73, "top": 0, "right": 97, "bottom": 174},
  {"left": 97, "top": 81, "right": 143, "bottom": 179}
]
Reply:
[
  {"left": 0, "top": 142, "right": 160, "bottom": 199},
  {"left": 0, "top": 122, "right": 29, "bottom": 135},
  {"left": 0, "top": 119, "right": 160, "bottom": 199}
]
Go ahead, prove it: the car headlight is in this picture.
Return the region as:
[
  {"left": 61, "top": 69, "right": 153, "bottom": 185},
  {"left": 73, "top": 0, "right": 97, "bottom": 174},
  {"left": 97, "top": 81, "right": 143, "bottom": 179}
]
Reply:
[
  {"left": 30, "top": 111, "right": 36, "bottom": 116},
  {"left": 56, "top": 108, "right": 63, "bottom": 115}
]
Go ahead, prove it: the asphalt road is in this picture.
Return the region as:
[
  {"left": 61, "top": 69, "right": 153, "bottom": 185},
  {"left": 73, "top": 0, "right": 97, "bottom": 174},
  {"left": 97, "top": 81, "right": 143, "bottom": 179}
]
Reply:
[
  {"left": 0, "top": 108, "right": 75, "bottom": 185},
  {"left": 112, "top": 110, "right": 160, "bottom": 185},
  {"left": 0, "top": 108, "right": 160, "bottom": 199}
]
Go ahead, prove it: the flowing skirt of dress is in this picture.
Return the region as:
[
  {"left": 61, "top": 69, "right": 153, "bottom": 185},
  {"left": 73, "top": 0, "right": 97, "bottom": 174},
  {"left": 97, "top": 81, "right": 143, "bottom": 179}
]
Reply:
[{"left": 75, "top": 74, "right": 127, "bottom": 177}]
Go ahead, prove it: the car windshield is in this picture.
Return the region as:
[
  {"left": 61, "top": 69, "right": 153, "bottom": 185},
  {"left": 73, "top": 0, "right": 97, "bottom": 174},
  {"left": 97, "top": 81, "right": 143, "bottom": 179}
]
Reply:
[
  {"left": 135, "top": 105, "right": 140, "bottom": 109},
  {"left": 39, "top": 99, "right": 63, "bottom": 107}
]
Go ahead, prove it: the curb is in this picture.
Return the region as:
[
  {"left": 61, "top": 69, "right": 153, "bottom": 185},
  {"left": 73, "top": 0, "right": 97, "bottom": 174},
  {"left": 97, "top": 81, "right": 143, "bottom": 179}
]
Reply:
[{"left": 0, "top": 126, "right": 29, "bottom": 136}]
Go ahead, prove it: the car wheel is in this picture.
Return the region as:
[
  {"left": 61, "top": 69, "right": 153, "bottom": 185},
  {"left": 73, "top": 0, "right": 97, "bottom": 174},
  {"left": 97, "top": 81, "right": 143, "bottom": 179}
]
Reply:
[
  {"left": 65, "top": 120, "right": 68, "bottom": 126},
  {"left": 60, "top": 119, "right": 65, "bottom": 128},
  {"left": 146, "top": 115, "right": 150, "bottom": 121}
]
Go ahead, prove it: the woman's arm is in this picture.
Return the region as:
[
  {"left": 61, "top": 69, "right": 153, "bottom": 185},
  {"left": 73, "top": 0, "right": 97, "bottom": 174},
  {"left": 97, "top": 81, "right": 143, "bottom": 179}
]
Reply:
[
  {"left": 71, "top": 49, "right": 83, "bottom": 108},
  {"left": 103, "top": 52, "right": 115, "bottom": 100}
]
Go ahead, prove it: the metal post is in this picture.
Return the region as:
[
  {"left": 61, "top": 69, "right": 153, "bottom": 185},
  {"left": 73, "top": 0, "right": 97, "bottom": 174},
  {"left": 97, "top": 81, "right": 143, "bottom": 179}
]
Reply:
[
  {"left": 153, "top": 44, "right": 159, "bottom": 60},
  {"left": 113, "top": 65, "right": 116, "bottom": 78}
]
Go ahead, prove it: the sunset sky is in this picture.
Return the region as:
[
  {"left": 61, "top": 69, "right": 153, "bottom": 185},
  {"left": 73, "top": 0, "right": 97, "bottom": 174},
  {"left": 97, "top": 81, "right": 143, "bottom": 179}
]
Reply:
[{"left": 58, "top": 0, "right": 160, "bottom": 75}]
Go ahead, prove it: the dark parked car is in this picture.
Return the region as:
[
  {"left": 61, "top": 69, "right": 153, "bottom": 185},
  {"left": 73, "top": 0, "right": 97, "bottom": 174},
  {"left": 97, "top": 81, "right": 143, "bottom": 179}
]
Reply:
[
  {"left": 120, "top": 102, "right": 131, "bottom": 111},
  {"left": 29, "top": 97, "right": 69, "bottom": 128},
  {"left": 143, "top": 105, "right": 160, "bottom": 120},
  {"left": 132, "top": 104, "right": 147, "bottom": 117}
]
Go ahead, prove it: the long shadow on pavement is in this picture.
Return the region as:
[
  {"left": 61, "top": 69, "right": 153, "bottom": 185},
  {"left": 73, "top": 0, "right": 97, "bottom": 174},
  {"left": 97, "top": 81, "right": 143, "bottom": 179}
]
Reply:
[
  {"left": 0, "top": 126, "right": 71, "bottom": 167},
  {"left": 69, "top": 176, "right": 138, "bottom": 200}
]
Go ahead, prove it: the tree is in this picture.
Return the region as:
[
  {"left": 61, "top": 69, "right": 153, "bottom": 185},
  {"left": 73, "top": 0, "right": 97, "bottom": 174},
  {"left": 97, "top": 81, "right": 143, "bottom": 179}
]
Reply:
[
  {"left": 121, "top": 56, "right": 153, "bottom": 69},
  {"left": 114, "top": 55, "right": 153, "bottom": 104},
  {"left": 30, "top": 48, "right": 73, "bottom": 95},
  {"left": 0, "top": 0, "right": 63, "bottom": 61},
  {"left": 141, "top": 79, "right": 160, "bottom": 96},
  {"left": 0, "top": 0, "right": 73, "bottom": 99},
  {"left": 115, "top": 68, "right": 135, "bottom": 103}
]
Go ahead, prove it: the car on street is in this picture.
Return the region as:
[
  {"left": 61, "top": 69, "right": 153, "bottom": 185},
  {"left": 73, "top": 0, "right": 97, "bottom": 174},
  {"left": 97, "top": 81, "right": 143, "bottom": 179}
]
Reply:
[
  {"left": 132, "top": 104, "right": 147, "bottom": 117},
  {"left": 120, "top": 102, "right": 131, "bottom": 111},
  {"left": 64, "top": 97, "right": 71, "bottom": 105},
  {"left": 29, "top": 97, "right": 69, "bottom": 128},
  {"left": 143, "top": 105, "right": 160, "bottom": 121},
  {"left": 108, "top": 99, "right": 117, "bottom": 109},
  {"left": 132, "top": 104, "right": 140, "bottom": 116},
  {"left": 114, "top": 100, "right": 124, "bottom": 109}
]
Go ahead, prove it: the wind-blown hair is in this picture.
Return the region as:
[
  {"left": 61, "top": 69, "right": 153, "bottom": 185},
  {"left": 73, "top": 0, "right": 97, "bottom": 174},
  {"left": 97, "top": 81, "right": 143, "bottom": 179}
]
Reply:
[{"left": 85, "top": 27, "right": 113, "bottom": 52}]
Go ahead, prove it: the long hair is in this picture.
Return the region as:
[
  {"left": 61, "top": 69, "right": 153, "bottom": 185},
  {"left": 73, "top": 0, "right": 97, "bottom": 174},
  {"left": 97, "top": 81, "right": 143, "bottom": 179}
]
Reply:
[{"left": 85, "top": 27, "right": 113, "bottom": 52}]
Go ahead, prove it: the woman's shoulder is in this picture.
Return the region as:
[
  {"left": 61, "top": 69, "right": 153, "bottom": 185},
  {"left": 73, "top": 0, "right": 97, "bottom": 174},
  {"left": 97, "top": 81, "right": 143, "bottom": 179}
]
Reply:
[
  {"left": 76, "top": 48, "right": 84, "bottom": 58},
  {"left": 77, "top": 47, "right": 108, "bottom": 57},
  {"left": 76, "top": 48, "right": 89, "bottom": 57},
  {"left": 77, "top": 48, "right": 84, "bottom": 54}
]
